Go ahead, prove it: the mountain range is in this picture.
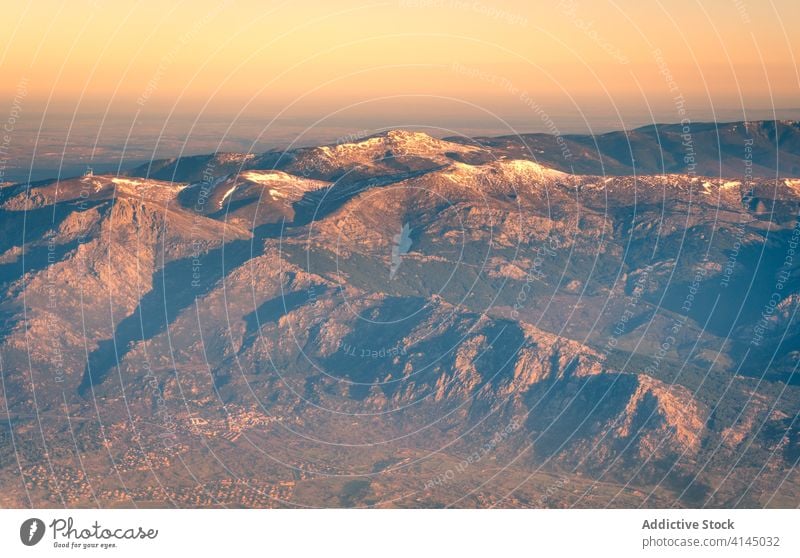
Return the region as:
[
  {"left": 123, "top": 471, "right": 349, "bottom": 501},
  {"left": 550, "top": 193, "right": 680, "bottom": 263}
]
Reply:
[{"left": 0, "top": 121, "right": 799, "bottom": 508}]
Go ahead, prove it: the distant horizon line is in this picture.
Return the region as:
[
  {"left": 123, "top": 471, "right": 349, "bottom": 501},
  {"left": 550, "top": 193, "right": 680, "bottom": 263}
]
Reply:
[{"left": 2, "top": 116, "right": 798, "bottom": 185}]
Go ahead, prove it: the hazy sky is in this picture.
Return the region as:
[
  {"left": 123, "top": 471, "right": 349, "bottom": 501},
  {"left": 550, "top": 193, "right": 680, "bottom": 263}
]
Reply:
[{"left": 2, "top": 0, "right": 799, "bottom": 136}]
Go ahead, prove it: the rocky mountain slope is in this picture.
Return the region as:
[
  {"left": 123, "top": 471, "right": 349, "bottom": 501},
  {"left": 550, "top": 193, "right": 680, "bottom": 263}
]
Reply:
[{"left": 0, "top": 126, "right": 798, "bottom": 508}]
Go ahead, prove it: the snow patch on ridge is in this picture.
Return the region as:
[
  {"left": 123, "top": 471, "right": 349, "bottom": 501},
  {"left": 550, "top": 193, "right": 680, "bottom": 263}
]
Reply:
[
  {"left": 785, "top": 179, "right": 800, "bottom": 194},
  {"left": 240, "top": 171, "right": 286, "bottom": 184},
  {"left": 500, "top": 159, "right": 568, "bottom": 180},
  {"left": 110, "top": 176, "right": 187, "bottom": 201},
  {"left": 219, "top": 184, "right": 237, "bottom": 208}
]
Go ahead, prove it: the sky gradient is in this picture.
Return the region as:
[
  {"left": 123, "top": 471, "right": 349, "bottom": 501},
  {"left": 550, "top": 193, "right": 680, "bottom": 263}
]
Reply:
[{"left": 1, "top": 0, "right": 799, "bottom": 142}]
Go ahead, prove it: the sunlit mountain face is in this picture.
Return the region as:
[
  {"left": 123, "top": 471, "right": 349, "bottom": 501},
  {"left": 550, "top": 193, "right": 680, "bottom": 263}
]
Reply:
[{"left": 1, "top": 122, "right": 799, "bottom": 508}]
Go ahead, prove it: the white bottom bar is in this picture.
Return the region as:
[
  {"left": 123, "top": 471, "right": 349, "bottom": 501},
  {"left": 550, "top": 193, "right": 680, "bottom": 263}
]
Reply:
[{"left": 1, "top": 509, "right": 797, "bottom": 557}]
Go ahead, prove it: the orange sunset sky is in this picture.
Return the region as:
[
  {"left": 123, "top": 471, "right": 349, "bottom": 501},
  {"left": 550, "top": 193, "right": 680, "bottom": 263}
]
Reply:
[{"left": 1, "top": 0, "right": 798, "bottom": 134}]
